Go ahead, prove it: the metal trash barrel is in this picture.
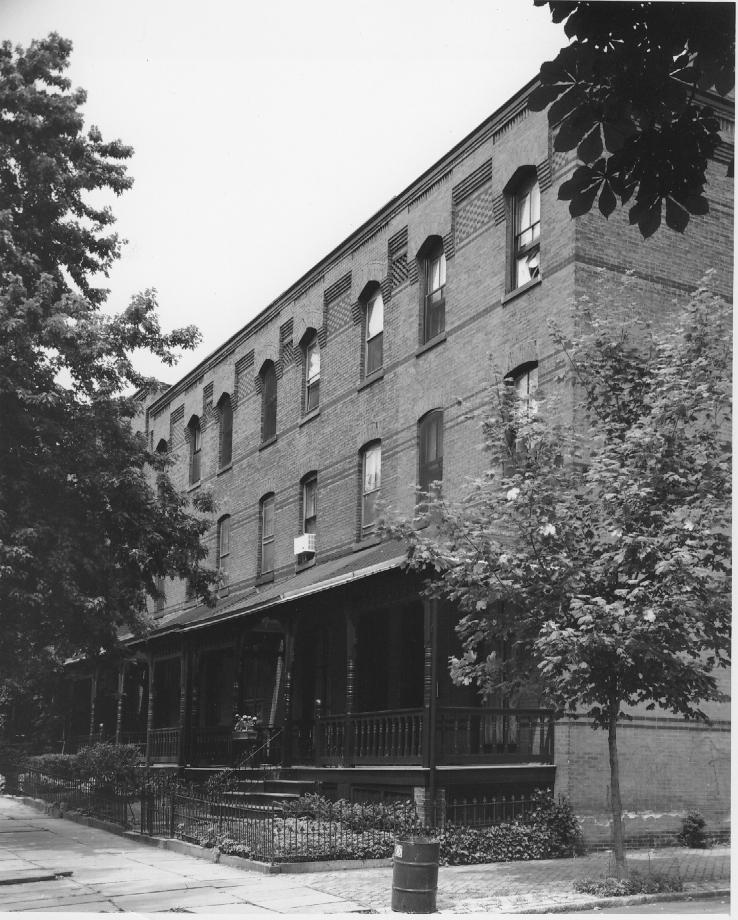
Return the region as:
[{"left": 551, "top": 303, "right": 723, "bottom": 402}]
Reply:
[{"left": 391, "top": 837, "right": 440, "bottom": 913}]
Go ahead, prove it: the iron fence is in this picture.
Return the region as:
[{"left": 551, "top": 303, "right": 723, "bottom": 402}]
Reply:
[{"left": 18, "top": 765, "right": 542, "bottom": 863}]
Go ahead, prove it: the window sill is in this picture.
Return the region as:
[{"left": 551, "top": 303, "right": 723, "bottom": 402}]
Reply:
[
  {"left": 357, "top": 371, "right": 384, "bottom": 392},
  {"left": 187, "top": 481, "right": 201, "bottom": 492},
  {"left": 416, "top": 332, "right": 447, "bottom": 358},
  {"left": 502, "top": 276, "right": 542, "bottom": 305},
  {"left": 295, "top": 556, "right": 316, "bottom": 573},
  {"left": 352, "top": 533, "right": 382, "bottom": 552},
  {"left": 259, "top": 435, "right": 278, "bottom": 451},
  {"left": 216, "top": 463, "right": 233, "bottom": 477},
  {"left": 255, "top": 572, "right": 274, "bottom": 586},
  {"left": 298, "top": 408, "right": 320, "bottom": 428}
]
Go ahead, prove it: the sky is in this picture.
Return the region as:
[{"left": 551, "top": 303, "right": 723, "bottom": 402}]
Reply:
[{"left": 3, "top": 0, "right": 567, "bottom": 383}]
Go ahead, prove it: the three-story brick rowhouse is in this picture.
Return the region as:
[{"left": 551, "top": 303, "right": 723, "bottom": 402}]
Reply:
[{"left": 66, "top": 77, "right": 733, "bottom": 842}]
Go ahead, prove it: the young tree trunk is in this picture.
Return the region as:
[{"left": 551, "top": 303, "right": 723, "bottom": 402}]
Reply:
[{"left": 607, "top": 708, "right": 627, "bottom": 876}]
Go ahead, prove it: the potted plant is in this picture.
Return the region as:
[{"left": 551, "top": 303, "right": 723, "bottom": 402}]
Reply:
[{"left": 232, "top": 714, "right": 259, "bottom": 741}]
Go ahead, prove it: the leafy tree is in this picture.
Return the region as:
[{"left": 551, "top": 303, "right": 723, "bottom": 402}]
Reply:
[
  {"left": 531, "top": 1, "right": 735, "bottom": 236},
  {"left": 388, "top": 275, "right": 731, "bottom": 872},
  {"left": 0, "top": 35, "right": 216, "bottom": 713}
]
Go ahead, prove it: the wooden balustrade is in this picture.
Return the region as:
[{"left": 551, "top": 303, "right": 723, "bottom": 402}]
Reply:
[
  {"left": 192, "top": 726, "right": 232, "bottom": 765},
  {"left": 148, "top": 727, "right": 180, "bottom": 762},
  {"left": 436, "top": 707, "right": 554, "bottom": 763},
  {"left": 315, "top": 709, "right": 423, "bottom": 765}
]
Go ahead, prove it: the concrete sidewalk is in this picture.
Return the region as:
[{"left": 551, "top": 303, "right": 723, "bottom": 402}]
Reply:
[{"left": 0, "top": 796, "right": 730, "bottom": 914}]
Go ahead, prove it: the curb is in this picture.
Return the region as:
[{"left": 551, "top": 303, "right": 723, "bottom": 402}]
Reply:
[{"left": 514, "top": 887, "right": 731, "bottom": 913}]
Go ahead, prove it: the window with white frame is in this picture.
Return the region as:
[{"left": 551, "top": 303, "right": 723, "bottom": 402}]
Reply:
[
  {"left": 188, "top": 417, "right": 202, "bottom": 484},
  {"left": 305, "top": 336, "right": 320, "bottom": 412},
  {"left": 260, "top": 494, "right": 275, "bottom": 576},
  {"left": 511, "top": 173, "right": 540, "bottom": 290},
  {"left": 217, "top": 515, "right": 231, "bottom": 584},
  {"left": 361, "top": 442, "right": 381, "bottom": 535},
  {"left": 423, "top": 243, "right": 446, "bottom": 343},
  {"left": 302, "top": 474, "right": 317, "bottom": 534},
  {"left": 365, "top": 290, "right": 384, "bottom": 375}
]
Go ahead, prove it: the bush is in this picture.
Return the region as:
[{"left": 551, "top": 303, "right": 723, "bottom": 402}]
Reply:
[
  {"left": 281, "top": 794, "right": 419, "bottom": 835},
  {"left": 74, "top": 743, "right": 143, "bottom": 788},
  {"left": 574, "top": 872, "right": 683, "bottom": 897},
  {"left": 678, "top": 810, "right": 709, "bottom": 849},
  {"left": 27, "top": 752, "right": 79, "bottom": 778},
  {"left": 525, "top": 789, "right": 586, "bottom": 857}
]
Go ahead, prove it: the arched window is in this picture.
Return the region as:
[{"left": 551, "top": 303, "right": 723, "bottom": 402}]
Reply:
[
  {"left": 187, "top": 416, "right": 202, "bottom": 485},
  {"left": 508, "top": 168, "right": 540, "bottom": 291},
  {"left": 259, "top": 493, "right": 275, "bottom": 577},
  {"left": 505, "top": 361, "right": 539, "bottom": 421},
  {"left": 363, "top": 286, "right": 384, "bottom": 376},
  {"left": 418, "top": 237, "right": 446, "bottom": 344},
  {"left": 301, "top": 473, "right": 318, "bottom": 535},
  {"left": 304, "top": 335, "right": 320, "bottom": 413},
  {"left": 360, "top": 441, "right": 382, "bottom": 536},
  {"left": 154, "top": 575, "right": 166, "bottom": 612},
  {"left": 418, "top": 409, "right": 444, "bottom": 494},
  {"left": 218, "top": 394, "right": 233, "bottom": 468},
  {"left": 155, "top": 438, "right": 168, "bottom": 454},
  {"left": 217, "top": 515, "right": 231, "bottom": 585},
  {"left": 261, "top": 362, "right": 277, "bottom": 442}
]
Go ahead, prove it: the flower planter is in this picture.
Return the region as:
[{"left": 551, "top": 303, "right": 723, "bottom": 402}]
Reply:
[{"left": 232, "top": 730, "right": 258, "bottom": 742}]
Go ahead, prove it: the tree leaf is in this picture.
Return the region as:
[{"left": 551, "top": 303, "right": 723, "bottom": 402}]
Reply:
[
  {"left": 598, "top": 182, "right": 617, "bottom": 218},
  {"left": 665, "top": 197, "right": 689, "bottom": 233},
  {"left": 578, "top": 127, "right": 603, "bottom": 163}
]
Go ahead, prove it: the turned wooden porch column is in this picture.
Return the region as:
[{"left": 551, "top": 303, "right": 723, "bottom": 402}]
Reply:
[
  {"left": 343, "top": 610, "right": 358, "bottom": 767},
  {"left": 115, "top": 661, "right": 127, "bottom": 745},
  {"left": 422, "top": 599, "right": 439, "bottom": 778},
  {"left": 177, "top": 642, "right": 191, "bottom": 768},
  {"left": 88, "top": 669, "right": 98, "bottom": 742},
  {"left": 281, "top": 617, "right": 297, "bottom": 768},
  {"left": 144, "top": 652, "right": 154, "bottom": 765}
]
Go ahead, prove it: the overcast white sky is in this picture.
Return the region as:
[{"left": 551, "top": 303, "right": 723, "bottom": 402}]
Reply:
[{"left": 4, "top": 0, "right": 567, "bottom": 382}]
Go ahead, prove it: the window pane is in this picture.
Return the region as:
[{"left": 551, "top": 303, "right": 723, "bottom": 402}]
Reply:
[
  {"left": 219, "top": 516, "right": 230, "bottom": 560},
  {"left": 367, "top": 293, "right": 383, "bottom": 338},
  {"left": 304, "top": 479, "right": 317, "bottom": 521},
  {"left": 262, "top": 497, "right": 274, "bottom": 538},
  {"left": 220, "top": 399, "right": 233, "bottom": 467},
  {"left": 306, "top": 340, "right": 320, "bottom": 383},
  {"left": 306, "top": 380, "right": 319, "bottom": 412},
  {"left": 362, "top": 490, "right": 378, "bottom": 531},
  {"left": 364, "top": 444, "right": 381, "bottom": 493},
  {"left": 366, "top": 333, "right": 383, "bottom": 375},
  {"left": 419, "top": 412, "right": 443, "bottom": 491},
  {"left": 262, "top": 539, "right": 273, "bottom": 574},
  {"left": 262, "top": 366, "right": 277, "bottom": 440}
]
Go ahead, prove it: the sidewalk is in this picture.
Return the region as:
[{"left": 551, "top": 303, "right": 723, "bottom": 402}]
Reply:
[{"left": 0, "top": 796, "right": 730, "bottom": 914}]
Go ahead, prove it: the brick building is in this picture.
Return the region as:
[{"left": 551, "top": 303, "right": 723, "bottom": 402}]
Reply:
[{"left": 66, "top": 76, "right": 733, "bottom": 840}]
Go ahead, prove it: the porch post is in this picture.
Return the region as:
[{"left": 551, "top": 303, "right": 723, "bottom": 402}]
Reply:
[
  {"left": 281, "top": 617, "right": 296, "bottom": 768},
  {"left": 189, "top": 648, "right": 201, "bottom": 765},
  {"left": 344, "top": 610, "right": 358, "bottom": 767},
  {"left": 422, "top": 600, "right": 439, "bottom": 770},
  {"left": 115, "top": 661, "right": 126, "bottom": 745},
  {"left": 89, "top": 669, "right": 98, "bottom": 742},
  {"left": 177, "top": 642, "right": 190, "bottom": 769},
  {"left": 145, "top": 653, "right": 154, "bottom": 765}
]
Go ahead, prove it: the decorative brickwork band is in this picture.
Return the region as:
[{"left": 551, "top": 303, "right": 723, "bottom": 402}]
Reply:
[
  {"left": 253, "top": 373, "right": 263, "bottom": 395},
  {"left": 202, "top": 382, "right": 213, "bottom": 422},
  {"left": 351, "top": 300, "right": 363, "bottom": 325},
  {"left": 455, "top": 184, "right": 496, "bottom": 247},
  {"left": 452, "top": 157, "right": 493, "bottom": 205},
  {"left": 537, "top": 158, "right": 553, "bottom": 191},
  {"left": 493, "top": 193, "right": 506, "bottom": 225},
  {"left": 380, "top": 276, "right": 392, "bottom": 302},
  {"left": 324, "top": 271, "right": 352, "bottom": 304},
  {"left": 443, "top": 229, "right": 455, "bottom": 260},
  {"left": 279, "top": 319, "right": 295, "bottom": 367},
  {"left": 408, "top": 260, "right": 419, "bottom": 285},
  {"left": 169, "top": 404, "right": 184, "bottom": 448},
  {"left": 234, "top": 351, "right": 254, "bottom": 404},
  {"left": 388, "top": 226, "right": 409, "bottom": 291}
]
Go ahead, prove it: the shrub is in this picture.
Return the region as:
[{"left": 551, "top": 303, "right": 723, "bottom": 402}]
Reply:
[
  {"left": 525, "top": 789, "right": 586, "bottom": 857},
  {"left": 28, "top": 752, "right": 79, "bottom": 778},
  {"left": 574, "top": 872, "right": 683, "bottom": 897},
  {"left": 74, "top": 743, "right": 143, "bottom": 788},
  {"left": 678, "top": 810, "right": 709, "bottom": 849},
  {"left": 281, "top": 795, "right": 419, "bottom": 835}
]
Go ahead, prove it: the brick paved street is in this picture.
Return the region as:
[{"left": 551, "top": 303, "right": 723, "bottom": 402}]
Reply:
[{"left": 0, "top": 797, "right": 729, "bottom": 913}]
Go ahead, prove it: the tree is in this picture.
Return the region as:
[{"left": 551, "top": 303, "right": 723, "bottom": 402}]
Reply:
[
  {"left": 388, "top": 275, "right": 731, "bottom": 872},
  {"left": 531, "top": 2, "right": 735, "bottom": 237},
  {"left": 0, "top": 35, "right": 216, "bottom": 717}
]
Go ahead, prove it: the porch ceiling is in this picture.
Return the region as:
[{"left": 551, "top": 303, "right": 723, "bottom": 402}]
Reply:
[{"left": 138, "top": 541, "right": 407, "bottom": 639}]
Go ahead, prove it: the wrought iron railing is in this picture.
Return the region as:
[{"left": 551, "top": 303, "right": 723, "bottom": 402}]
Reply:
[{"left": 148, "top": 727, "right": 180, "bottom": 762}]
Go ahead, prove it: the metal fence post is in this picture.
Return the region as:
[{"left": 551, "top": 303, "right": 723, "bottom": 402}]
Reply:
[{"left": 168, "top": 791, "right": 176, "bottom": 838}]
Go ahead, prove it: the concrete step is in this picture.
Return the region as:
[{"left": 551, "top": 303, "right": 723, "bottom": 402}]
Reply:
[{"left": 263, "top": 779, "right": 315, "bottom": 795}]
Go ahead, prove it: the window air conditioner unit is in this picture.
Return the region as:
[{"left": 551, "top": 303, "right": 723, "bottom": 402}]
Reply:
[{"left": 294, "top": 533, "right": 316, "bottom": 556}]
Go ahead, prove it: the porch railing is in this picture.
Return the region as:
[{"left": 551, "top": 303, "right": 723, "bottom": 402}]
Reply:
[
  {"left": 148, "top": 727, "right": 179, "bottom": 762},
  {"left": 192, "top": 726, "right": 232, "bottom": 765},
  {"left": 315, "top": 709, "right": 424, "bottom": 765},
  {"left": 437, "top": 707, "right": 554, "bottom": 763},
  {"left": 119, "top": 731, "right": 147, "bottom": 752}
]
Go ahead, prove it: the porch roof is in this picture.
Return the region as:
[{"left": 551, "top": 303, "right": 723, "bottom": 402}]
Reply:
[{"left": 143, "top": 540, "right": 409, "bottom": 639}]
